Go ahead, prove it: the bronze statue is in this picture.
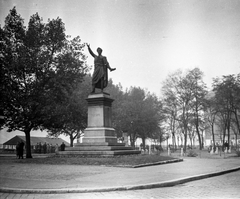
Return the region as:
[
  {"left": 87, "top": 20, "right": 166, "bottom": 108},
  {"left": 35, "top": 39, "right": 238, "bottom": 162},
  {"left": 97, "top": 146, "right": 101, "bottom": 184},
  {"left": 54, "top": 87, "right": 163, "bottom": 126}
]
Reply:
[{"left": 87, "top": 44, "right": 116, "bottom": 93}]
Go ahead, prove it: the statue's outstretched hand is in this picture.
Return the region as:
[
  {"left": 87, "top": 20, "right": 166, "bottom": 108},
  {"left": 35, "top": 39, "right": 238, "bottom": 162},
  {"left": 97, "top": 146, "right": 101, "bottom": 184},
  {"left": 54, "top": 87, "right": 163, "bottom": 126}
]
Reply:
[{"left": 110, "top": 68, "right": 116, "bottom": 72}]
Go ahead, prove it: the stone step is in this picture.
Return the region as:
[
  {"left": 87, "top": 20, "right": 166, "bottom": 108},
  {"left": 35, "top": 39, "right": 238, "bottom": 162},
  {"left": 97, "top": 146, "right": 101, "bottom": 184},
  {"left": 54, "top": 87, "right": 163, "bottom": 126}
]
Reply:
[
  {"left": 74, "top": 142, "right": 126, "bottom": 146},
  {"left": 82, "top": 137, "right": 118, "bottom": 143},
  {"left": 58, "top": 150, "right": 141, "bottom": 156},
  {"left": 65, "top": 146, "right": 134, "bottom": 151}
]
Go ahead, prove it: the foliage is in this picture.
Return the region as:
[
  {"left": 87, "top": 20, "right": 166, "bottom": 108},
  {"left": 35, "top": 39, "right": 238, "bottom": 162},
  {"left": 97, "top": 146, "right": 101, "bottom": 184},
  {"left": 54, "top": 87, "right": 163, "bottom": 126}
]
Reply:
[
  {"left": 236, "top": 149, "right": 240, "bottom": 157},
  {"left": 0, "top": 7, "right": 88, "bottom": 157},
  {"left": 161, "top": 67, "right": 208, "bottom": 152},
  {"left": 44, "top": 75, "right": 91, "bottom": 146},
  {"left": 212, "top": 74, "right": 240, "bottom": 145},
  {"left": 186, "top": 150, "right": 198, "bottom": 157},
  {"left": 106, "top": 84, "right": 164, "bottom": 148},
  {"left": 105, "top": 79, "right": 126, "bottom": 138},
  {"left": 122, "top": 87, "right": 163, "bottom": 147}
]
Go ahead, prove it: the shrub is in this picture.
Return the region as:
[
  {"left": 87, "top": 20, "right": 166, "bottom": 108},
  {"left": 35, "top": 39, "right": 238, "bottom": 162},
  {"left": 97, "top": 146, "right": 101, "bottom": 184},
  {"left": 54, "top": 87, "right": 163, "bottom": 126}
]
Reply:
[
  {"left": 187, "top": 150, "right": 198, "bottom": 157},
  {"left": 236, "top": 150, "right": 240, "bottom": 157}
]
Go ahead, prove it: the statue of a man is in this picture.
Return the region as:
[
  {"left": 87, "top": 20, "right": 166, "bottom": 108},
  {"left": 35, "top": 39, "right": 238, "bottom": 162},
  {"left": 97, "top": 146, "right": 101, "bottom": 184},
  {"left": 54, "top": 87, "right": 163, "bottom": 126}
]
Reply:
[{"left": 87, "top": 44, "right": 116, "bottom": 93}]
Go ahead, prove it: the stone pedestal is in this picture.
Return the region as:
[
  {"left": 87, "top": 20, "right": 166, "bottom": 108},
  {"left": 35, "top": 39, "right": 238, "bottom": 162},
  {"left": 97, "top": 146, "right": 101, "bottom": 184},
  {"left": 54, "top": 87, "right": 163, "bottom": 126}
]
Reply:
[{"left": 59, "top": 93, "right": 140, "bottom": 156}]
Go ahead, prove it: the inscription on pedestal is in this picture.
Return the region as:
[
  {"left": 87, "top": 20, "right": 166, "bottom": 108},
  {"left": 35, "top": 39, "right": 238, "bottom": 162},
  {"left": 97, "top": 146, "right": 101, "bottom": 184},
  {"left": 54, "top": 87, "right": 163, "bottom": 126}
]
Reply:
[{"left": 88, "top": 107, "right": 104, "bottom": 127}]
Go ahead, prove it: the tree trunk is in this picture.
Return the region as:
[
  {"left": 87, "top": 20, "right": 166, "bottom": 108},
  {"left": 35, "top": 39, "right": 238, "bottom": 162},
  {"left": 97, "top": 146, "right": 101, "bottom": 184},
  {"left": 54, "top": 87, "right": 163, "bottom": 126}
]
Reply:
[
  {"left": 227, "top": 122, "right": 230, "bottom": 150},
  {"left": 235, "top": 134, "right": 238, "bottom": 148},
  {"left": 222, "top": 123, "right": 227, "bottom": 151},
  {"left": 195, "top": 108, "right": 202, "bottom": 150},
  {"left": 70, "top": 134, "right": 74, "bottom": 147},
  {"left": 184, "top": 126, "right": 188, "bottom": 153},
  {"left": 172, "top": 133, "right": 176, "bottom": 150},
  {"left": 189, "top": 135, "right": 193, "bottom": 149},
  {"left": 24, "top": 128, "right": 32, "bottom": 158},
  {"left": 196, "top": 124, "right": 202, "bottom": 150},
  {"left": 211, "top": 123, "right": 215, "bottom": 150},
  {"left": 141, "top": 137, "right": 146, "bottom": 151},
  {"left": 130, "top": 134, "right": 135, "bottom": 147}
]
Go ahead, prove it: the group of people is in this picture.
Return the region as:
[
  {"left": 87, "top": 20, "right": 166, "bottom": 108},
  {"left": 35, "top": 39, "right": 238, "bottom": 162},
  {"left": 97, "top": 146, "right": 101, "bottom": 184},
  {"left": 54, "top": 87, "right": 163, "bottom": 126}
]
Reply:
[
  {"left": 34, "top": 142, "right": 66, "bottom": 153},
  {"left": 208, "top": 141, "right": 230, "bottom": 153},
  {"left": 34, "top": 142, "right": 55, "bottom": 154},
  {"left": 15, "top": 141, "right": 67, "bottom": 158}
]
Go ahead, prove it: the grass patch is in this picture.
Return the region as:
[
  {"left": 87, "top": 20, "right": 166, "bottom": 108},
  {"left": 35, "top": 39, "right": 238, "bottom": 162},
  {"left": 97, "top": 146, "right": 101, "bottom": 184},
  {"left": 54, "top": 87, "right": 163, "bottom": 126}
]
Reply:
[{"left": 14, "top": 154, "right": 178, "bottom": 167}]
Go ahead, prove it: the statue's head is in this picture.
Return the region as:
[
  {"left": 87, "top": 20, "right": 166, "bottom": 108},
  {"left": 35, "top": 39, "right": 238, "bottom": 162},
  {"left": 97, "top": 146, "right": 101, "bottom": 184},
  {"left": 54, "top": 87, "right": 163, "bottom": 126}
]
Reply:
[{"left": 97, "top": 47, "right": 102, "bottom": 54}]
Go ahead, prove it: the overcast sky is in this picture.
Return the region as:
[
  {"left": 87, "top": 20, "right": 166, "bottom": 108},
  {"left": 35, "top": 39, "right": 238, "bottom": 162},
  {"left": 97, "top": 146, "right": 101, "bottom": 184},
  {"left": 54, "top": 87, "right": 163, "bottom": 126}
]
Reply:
[{"left": 1, "top": 0, "right": 240, "bottom": 95}]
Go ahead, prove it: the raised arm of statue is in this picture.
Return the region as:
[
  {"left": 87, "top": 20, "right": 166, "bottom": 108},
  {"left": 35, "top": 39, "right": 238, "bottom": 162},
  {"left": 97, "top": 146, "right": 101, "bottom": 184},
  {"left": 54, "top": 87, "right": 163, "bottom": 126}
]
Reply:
[
  {"left": 87, "top": 44, "right": 96, "bottom": 58},
  {"left": 104, "top": 57, "right": 115, "bottom": 71}
]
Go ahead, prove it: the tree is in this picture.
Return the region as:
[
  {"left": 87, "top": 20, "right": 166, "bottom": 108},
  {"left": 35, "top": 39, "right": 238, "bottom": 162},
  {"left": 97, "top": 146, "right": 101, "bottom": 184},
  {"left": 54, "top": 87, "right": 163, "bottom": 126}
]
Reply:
[
  {"left": 113, "top": 86, "right": 163, "bottom": 148},
  {"left": 123, "top": 87, "right": 146, "bottom": 147},
  {"left": 204, "top": 92, "right": 218, "bottom": 150},
  {"left": 134, "top": 91, "right": 162, "bottom": 149},
  {"left": 45, "top": 75, "right": 91, "bottom": 146},
  {"left": 212, "top": 74, "right": 240, "bottom": 148},
  {"left": 162, "top": 69, "right": 207, "bottom": 152},
  {"left": 162, "top": 84, "right": 179, "bottom": 149},
  {"left": 0, "top": 7, "right": 88, "bottom": 157},
  {"left": 188, "top": 68, "right": 208, "bottom": 149},
  {"left": 105, "top": 79, "right": 126, "bottom": 138}
]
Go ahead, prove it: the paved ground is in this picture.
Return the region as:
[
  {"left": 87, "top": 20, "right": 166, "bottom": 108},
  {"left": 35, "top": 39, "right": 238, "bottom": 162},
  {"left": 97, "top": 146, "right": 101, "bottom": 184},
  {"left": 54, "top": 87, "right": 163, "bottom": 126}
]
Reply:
[
  {"left": 0, "top": 151, "right": 240, "bottom": 198},
  {"left": 1, "top": 170, "right": 240, "bottom": 199}
]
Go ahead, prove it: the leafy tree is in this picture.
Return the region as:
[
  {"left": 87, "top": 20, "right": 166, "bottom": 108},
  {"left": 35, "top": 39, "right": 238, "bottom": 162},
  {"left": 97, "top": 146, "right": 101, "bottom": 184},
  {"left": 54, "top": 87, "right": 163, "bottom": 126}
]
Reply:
[
  {"left": 105, "top": 79, "right": 126, "bottom": 138},
  {"left": 212, "top": 74, "right": 240, "bottom": 147},
  {"left": 0, "top": 7, "right": 88, "bottom": 158},
  {"left": 162, "top": 76, "right": 179, "bottom": 149},
  {"left": 162, "top": 69, "right": 207, "bottom": 152},
  {"left": 45, "top": 75, "right": 91, "bottom": 146},
  {"left": 187, "top": 68, "right": 208, "bottom": 149},
  {"left": 139, "top": 91, "right": 163, "bottom": 149},
  {"left": 112, "top": 86, "right": 163, "bottom": 148},
  {"left": 123, "top": 87, "right": 145, "bottom": 147},
  {"left": 204, "top": 92, "right": 218, "bottom": 150}
]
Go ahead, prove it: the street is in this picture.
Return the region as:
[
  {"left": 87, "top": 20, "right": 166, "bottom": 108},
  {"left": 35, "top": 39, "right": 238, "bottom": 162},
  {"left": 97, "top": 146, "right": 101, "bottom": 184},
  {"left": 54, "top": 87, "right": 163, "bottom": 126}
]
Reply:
[{"left": 1, "top": 170, "right": 240, "bottom": 199}]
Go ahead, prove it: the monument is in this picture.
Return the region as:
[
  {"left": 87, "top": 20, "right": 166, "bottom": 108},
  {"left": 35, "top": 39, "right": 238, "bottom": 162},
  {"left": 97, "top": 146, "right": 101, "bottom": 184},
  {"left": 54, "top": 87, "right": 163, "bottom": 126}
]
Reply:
[{"left": 58, "top": 44, "right": 140, "bottom": 156}]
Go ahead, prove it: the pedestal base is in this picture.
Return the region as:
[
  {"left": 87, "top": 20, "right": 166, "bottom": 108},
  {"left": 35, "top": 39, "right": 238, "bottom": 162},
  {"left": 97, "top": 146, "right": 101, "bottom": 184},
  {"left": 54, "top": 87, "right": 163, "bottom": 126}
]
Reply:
[
  {"left": 58, "top": 142, "right": 141, "bottom": 156},
  {"left": 58, "top": 93, "right": 140, "bottom": 156},
  {"left": 82, "top": 127, "right": 117, "bottom": 143}
]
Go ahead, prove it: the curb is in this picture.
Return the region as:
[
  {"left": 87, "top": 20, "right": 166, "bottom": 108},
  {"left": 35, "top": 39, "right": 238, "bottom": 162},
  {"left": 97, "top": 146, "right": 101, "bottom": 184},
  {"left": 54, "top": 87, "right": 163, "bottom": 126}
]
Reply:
[
  {"left": 1, "top": 166, "right": 240, "bottom": 194},
  {"left": 132, "top": 158, "right": 183, "bottom": 168},
  {"left": 113, "top": 158, "right": 183, "bottom": 168}
]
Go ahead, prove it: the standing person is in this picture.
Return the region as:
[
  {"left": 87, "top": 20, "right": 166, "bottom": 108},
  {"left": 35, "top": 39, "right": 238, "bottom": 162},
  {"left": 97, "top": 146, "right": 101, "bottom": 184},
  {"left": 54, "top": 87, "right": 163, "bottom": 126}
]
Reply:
[
  {"left": 16, "top": 141, "right": 20, "bottom": 158},
  {"left": 36, "top": 143, "right": 39, "bottom": 153},
  {"left": 86, "top": 44, "right": 116, "bottom": 93},
  {"left": 18, "top": 141, "right": 25, "bottom": 159},
  {"left": 55, "top": 144, "right": 59, "bottom": 154},
  {"left": 50, "top": 144, "right": 53, "bottom": 153},
  {"left": 60, "top": 142, "right": 66, "bottom": 151},
  {"left": 47, "top": 143, "right": 50, "bottom": 153},
  {"left": 39, "top": 142, "right": 42, "bottom": 154},
  {"left": 43, "top": 142, "right": 47, "bottom": 154}
]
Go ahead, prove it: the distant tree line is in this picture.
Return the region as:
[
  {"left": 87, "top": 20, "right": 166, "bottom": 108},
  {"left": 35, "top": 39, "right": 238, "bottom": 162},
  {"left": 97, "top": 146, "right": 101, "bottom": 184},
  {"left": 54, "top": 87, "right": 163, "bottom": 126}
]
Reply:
[
  {"left": 161, "top": 68, "right": 240, "bottom": 152},
  {"left": 205, "top": 74, "right": 240, "bottom": 151}
]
